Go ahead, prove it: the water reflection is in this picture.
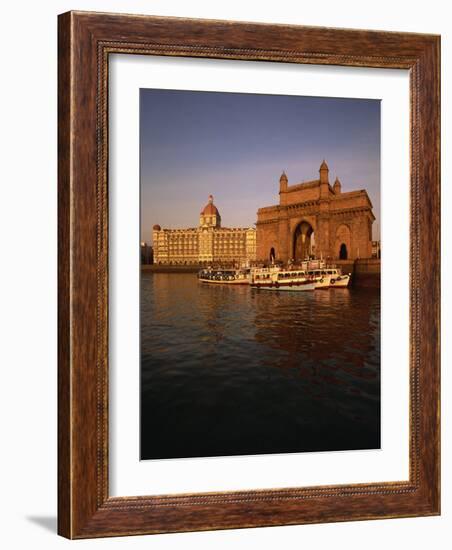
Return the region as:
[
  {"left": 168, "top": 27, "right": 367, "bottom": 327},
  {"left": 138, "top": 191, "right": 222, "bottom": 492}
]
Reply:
[{"left": 141, "top": 273, "right": 380, "bottom": 459}]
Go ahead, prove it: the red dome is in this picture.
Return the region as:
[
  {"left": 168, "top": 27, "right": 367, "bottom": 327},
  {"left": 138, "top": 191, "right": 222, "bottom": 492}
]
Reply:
[
  {"left": 201, "top": 203, "right": 219, "bottom": 215},
  {"left": 153, "top": 224, "right": 161, "bottom": 230},
  {"left": 200, "top": 195, "right": 220, "bottom": 216}
]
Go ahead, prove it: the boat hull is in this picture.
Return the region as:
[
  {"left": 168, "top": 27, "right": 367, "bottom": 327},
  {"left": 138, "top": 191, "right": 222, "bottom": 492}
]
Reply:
[
  {"left": 251, "top": 282, "right": 315, "bottom": 291},
  {"left": 311, "top": 274, "right": 351, "bottom": 289},
  {"left": 199, "top": 278, "right": 249, "bottom": 285},
  {"left": 328, "top": 274, "right": 351, "bottom": 288},
  {"left": 312, "top": 276, "right": 332, "bottom": 289}
]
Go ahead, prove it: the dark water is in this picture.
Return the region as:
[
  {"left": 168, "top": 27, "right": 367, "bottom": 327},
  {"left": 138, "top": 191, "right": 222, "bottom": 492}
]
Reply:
[{"left": 141, "top": 273, "right": 380, "bottom": 460}]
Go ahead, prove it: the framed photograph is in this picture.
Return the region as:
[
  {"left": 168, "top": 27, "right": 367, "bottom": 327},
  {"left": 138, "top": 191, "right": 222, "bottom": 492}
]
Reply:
[{"left": 58, "top": 11, "right": 440, "bottom": 538}]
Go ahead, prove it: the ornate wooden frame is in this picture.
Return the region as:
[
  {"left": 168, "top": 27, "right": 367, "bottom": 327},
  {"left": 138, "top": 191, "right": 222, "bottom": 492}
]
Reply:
[{"left": 58, "top": 11, "right": 440, "bottom": 539}]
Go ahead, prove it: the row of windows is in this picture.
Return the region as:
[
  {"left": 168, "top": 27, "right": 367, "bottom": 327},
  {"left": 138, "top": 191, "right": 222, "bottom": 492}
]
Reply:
[
  {"left": 156, "top": 230, "right": 252, "bottom": 235},
  {"left": 213, "top": 237, "right": 246, "bottom": 241},
  {"left": 161, "top": 245, "right": 246, "bottom": 250},
  {"left": 158, "top": 240, "right": 198, "bottom": 244},
  {"left": 155, "top": 242, "right": 253, "bottom": 249},
  {"left": 154, "top": 236, "right": 196, "bottom": 239},
  {"left": 156, "top": 234, "right": 253, "bottom": 241}
]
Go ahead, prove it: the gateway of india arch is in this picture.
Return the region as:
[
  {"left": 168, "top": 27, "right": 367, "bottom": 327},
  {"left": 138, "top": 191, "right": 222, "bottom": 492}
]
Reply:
[{"left": 256, "top": 160, "right": 375, "bottom": 264}]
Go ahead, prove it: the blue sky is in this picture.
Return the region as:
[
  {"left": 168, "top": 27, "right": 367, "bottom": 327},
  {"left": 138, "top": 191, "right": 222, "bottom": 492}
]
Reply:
[{"left": 140, "top": 89, "right": 380, "bottom": 243}]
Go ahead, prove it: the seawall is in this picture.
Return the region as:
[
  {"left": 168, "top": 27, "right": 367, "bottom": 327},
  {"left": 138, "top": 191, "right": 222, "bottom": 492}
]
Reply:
[{"left": 349, "top": 258, "right": 381, "bottom": 288}]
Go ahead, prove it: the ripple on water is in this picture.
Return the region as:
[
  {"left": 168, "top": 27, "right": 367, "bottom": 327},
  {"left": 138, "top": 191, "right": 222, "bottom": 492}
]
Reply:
[{"left": 140, "top": 273, "right": 381, "bottom": 459}]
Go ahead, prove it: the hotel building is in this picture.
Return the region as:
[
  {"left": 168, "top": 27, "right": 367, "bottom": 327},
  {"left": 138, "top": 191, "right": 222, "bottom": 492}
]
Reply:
[{"left": 152, "top": 195, "right": 256, "bottom": 265}]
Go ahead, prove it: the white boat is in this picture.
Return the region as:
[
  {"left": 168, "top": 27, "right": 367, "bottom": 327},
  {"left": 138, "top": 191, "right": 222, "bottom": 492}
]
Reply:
[
  {"left": 305, "top": 267, "right": 351, "bottom": 289},
  {"left": 291, "top": 259, "right": 351, "bottom": 288},
  {"left": 250, "top": 260, "right": 351, "bottom": 291},
  {"left": 198, "top": 268, "right": 250, "bottom": 285},
  {"left": 250, "top": 266, "right": 315, "bottom": 291},
  {"left": 198, "top": 260, "right": 351, "bottom": 289}
]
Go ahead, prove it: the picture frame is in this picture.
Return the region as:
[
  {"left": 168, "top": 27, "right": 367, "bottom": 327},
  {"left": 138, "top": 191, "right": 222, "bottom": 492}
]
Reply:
[{"left": 58, "top": 10, "right": 440, "bottom": 539}]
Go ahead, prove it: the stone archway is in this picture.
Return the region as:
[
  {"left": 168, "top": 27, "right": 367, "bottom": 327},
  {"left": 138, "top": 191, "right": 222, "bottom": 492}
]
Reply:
[
  {"left": 269, "top": 247, "right": 276, "bottom": 262},
  {"left": 293, "top": 221, "right": 314, "bottom": 261},
  {"left": 335, "top": 224, "right": 351, "bottom": 259}
]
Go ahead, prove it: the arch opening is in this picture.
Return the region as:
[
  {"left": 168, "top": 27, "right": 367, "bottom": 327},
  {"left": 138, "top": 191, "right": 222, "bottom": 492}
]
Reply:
[
  {"left": 339, "top": 243, "right": 348, "bottom": 259},
  {"left": 293, "top": 222, "right": 314, "bottom": 262},
  {"left": 269, "top": 247, "right": 276, "bottom": 263}
]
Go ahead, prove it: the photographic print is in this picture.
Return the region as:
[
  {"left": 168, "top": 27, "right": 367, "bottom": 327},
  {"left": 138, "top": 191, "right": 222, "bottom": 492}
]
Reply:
[{"left": 140, "top": 89, "right": 381, "bottom": 460}]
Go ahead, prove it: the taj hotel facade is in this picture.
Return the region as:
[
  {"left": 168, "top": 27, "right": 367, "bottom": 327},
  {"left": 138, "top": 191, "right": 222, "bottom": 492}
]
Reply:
[{"left": 152, "top": 195, "right": 257, "bottom": 265}]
